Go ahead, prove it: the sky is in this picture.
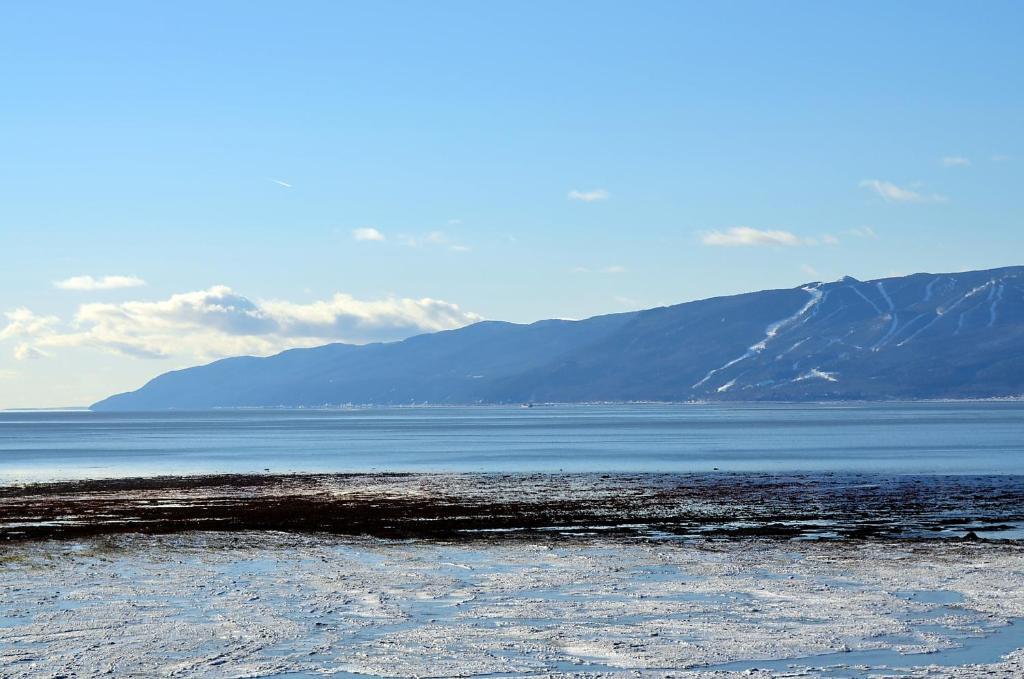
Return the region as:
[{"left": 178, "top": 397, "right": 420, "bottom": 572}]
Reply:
[{"left": 1, "top": 1, "right": 1023, "bottom": 408}]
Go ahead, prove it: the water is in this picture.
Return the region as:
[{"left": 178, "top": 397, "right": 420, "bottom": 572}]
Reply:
[
  {"left": 707, "top": 617, "right": 1024, "bottom": 677},
  {"left": 1, "top": 401, "right": 1023, "bottom": 483}
]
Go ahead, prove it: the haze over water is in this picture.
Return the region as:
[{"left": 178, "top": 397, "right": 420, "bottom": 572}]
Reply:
[{"left": 2, "top": 402, "right": 1023, "bottom": 483}]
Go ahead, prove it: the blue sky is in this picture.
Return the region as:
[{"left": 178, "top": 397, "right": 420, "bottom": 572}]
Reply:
[{"left": 1, "top": 1, "right": 1022, "bottom": 408}]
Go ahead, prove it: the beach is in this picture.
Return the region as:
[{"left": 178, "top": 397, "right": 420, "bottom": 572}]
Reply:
[
  {"left": 3, "top": 533, "right": 1023, "bottom": 677},
  {"left": 3, "top": 471, "right": 1024, "bottom": 676}
]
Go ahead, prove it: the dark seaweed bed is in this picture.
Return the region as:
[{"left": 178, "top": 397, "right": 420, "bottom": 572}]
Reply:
[{"left": 3, "top": 472, "right": 1024, "bottom": 542}]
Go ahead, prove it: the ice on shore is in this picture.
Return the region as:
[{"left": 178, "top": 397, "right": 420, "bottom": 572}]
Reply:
[{"left": 1, "top": 534, "right": 1023, "bottom": 677}]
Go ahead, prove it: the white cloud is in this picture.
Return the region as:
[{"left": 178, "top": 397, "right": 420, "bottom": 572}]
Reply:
[
  {"left": 941, "top": 156, "right": 971, "bottom": 167},
  {"left": 399, "top": 232, "right": 445, "bottom": 247},
  {"left": 700, "top": 227, "right": 803, "bottom": 247},
  {"left": 801, "top": 264, "right": 820, "bottom": 278},
  {"left": 0, "top": 308, "right": 60, "bottom": 340},
  {"left": 14, "top": 344, "right": 45, "bottom": 360},
  {"left": 54, "top": 275, "right": 147, "bottom": 291},
  {"left": 398, "top": 231, "right": 469, "bottom": 251},
  {"left": 1, "top": 286, "right": 482, "bottom": 362},
  {"left": 820, "top": 234, "right": 840, "bottom": 246},
  {"left": 859, "top": 179, "right": 947, "bottom": 203},
  {"left": 572, "top": 265, "right": 627, "bottom": 274},
  {"left": 269, "top": 178, "right": 293, "bottom": 188},
  {"left": 991, "top": 154, "right": 1010, "bottom": 163},
  {"left": 568, "top": 189, "right": 609, "bottom": 202},
  {"left": 259, "top": 292, "right": 480, "bottom": 341},
  {"left": 846, "top": 226, "right": 879, "bottom": 239},
  {"left": 352, "top": 227, "right": 385, "bottom": 242}
]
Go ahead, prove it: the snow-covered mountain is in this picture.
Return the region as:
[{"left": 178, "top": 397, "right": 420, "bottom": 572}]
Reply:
[{"left": 91, "top": 266, "right": 1024, "bottom": 410}]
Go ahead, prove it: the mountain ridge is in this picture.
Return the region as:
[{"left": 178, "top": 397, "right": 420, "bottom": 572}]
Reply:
[{"left": 91, "top": 266, "right": 1024, "bottom": 410}]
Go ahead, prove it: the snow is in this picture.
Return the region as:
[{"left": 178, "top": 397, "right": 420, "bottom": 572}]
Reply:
[
  {"left": 989, "top": 284, "right": 1004, "bottom": 327},
  {"left": 898, "top": 280, "right": 995, "bottom": 347},
  {"left": 876, "top": 281, "right": 894, "bottom": 311},
  {"left": 794, "top": 368, "right": 839, "bottom": 383},
  {"left": 848, "top": 284, "right": 883, "bottom": 314},
  {"left": 2, "top": 534, "right": 1023, "bottom": 678},
  {"left": 752, "top": 286, "right": 824, "bottom": 351},
  {"left": 870, "top": 281, "right": 902, "bottom": 351},
  {"left": 693, "top": 286, "right": 824, "bottom": 389},
  {"left": 774, "top": 337, "right": 808, "bottom": 360}
]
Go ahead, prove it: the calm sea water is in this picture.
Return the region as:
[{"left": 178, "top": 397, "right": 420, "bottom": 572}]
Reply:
[{"left": 1, "top": 402, "right": 1023, "bottom": 483}]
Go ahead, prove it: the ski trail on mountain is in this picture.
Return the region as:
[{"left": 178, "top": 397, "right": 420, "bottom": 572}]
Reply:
[
  {"left": 956, "top": 311, "right": 968, "bottom": 334},
  {"left": 848, "top": 285, "right": 883, "bottom": 314},
  {"left": 716, "top": 379, "right": 736, "bottom": 392},
  {"left": 898, "top": 281, "right": 994, "bottom": 347},
  {"left": 871, "top": 282, "right": 899, "bottom": 351},
  {"left": 890, "top": 312, "right": 928, "bottom": 343},
  {"left": 775, "top": 338, "right": 809, "bottom": 361},
  {"left": 794, "top": 367, "right": 838, "bottom": 383},
  {"left": 989, "top": 284, "right": 1004, "bottom": 327},
  {"left": 876, "top": 281, "right": 894, "bottom": 310},
  {"left": 693, "top": 286, "right": 823, "bottom": 389}
]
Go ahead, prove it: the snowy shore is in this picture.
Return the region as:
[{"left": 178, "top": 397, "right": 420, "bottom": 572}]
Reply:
[{"left": 2, "top": 533, "right": 1023, "bottom": 677}]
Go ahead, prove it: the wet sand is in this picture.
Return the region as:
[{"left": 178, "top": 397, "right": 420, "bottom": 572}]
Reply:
[{"left": 3, "top": 472, "right": 1024, "bottom": 542}]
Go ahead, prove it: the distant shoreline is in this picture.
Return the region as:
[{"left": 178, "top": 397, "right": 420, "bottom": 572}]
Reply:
[{"left": 6, "top": 396, "right": 1024, "bottom": 413}]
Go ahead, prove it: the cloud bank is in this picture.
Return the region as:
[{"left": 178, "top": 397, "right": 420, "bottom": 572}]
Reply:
[
  {"left": 54, "top": 275, "right": 147, "bottom": 291},
  {"left": 1, "top": 287, "right": 482, "bottom": 362}
]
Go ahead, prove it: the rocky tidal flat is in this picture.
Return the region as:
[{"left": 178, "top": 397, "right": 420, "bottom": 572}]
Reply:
[
  {"left": 3, "top": 473, "right": 1024, "bottom": 677},
  {"left": 4, "top": 473, "right": 1024, "bottom": 542}
]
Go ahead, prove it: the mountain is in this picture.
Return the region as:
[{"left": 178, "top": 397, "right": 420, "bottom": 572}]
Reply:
[{"left": 91, "top": 266, "right": 1024, "bottom": 410}]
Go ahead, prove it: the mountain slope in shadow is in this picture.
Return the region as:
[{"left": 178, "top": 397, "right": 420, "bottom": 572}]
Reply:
[{"left": 92, "top": 266, "right": 1024, "bottom": 410}]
